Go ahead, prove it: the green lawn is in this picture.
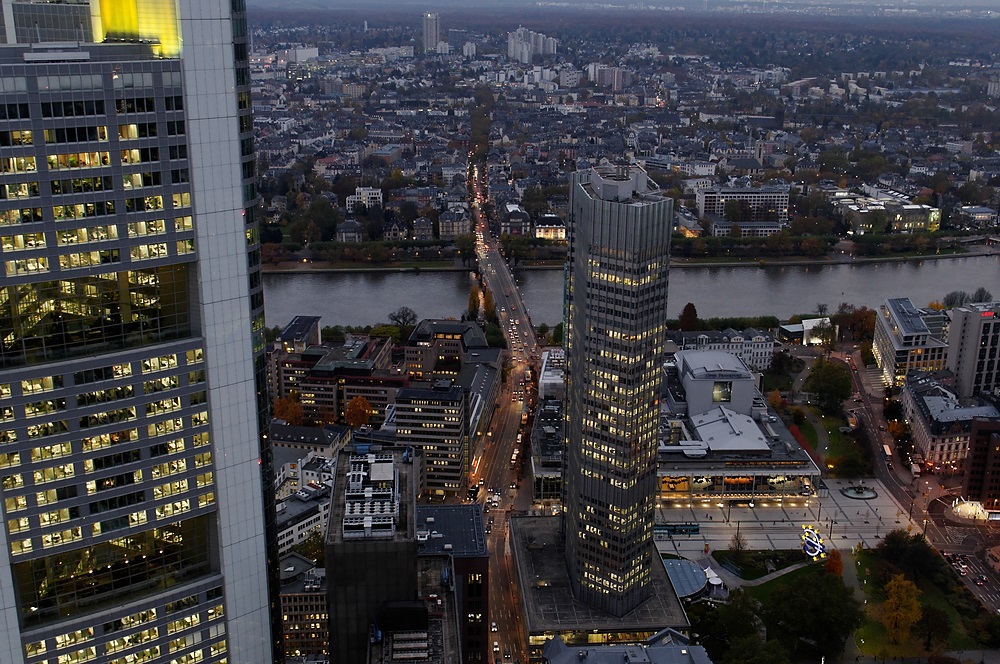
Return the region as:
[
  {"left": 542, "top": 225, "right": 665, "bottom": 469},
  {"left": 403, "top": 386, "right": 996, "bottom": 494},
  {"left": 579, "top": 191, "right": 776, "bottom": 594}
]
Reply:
[
  {"left": 713, "top": 549, "right": 808, "bottom": 580},
  {"left": 853, "top": 550, "right": 984, "bottom": 656},
  {"left": 745, "top": 561, "right": 825, "bottom": 605},
  {"left": 762, "top": 372, "right": 793, "bottom": 392},
  {"left": 799, "top": 417, "right": 819, "bottom": 448}
]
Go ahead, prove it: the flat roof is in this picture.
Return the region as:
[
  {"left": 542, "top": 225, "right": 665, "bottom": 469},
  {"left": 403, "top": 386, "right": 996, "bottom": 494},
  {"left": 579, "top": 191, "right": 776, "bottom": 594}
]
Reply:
[
  {"left": 279, "top": 315, "right": 321, "bottom": 342},
  {"left": 886, "top": 297, "right": 929, "bottom": 336},
  {"left": 690, "top": 407, "right": 771, "bottom": 454},
  {"left": 511, "top": 516, "right": 688, "bottom": 634},
  {"left": 676, "top": 350, "right": 752, "bottom": 379},
  {"left": 415, "top": 504, "right": 488, "bottom": 558}
]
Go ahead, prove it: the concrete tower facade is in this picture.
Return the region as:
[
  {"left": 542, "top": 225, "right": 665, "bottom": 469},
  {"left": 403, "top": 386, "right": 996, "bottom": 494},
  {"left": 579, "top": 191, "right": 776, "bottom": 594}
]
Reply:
[
  {"left": 0, "top": 1, "right": 277, "bottom": 663},
  {"left": 563, "top": 165, "right": 672, "bottom": 616},
  {"left": 422, "top": 12, "right": 440, "bottom": 54}
]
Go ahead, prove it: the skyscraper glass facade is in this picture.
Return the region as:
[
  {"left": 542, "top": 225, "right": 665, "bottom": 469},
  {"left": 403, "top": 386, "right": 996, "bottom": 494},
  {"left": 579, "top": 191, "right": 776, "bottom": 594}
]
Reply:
[
  {"left": 563, "top": 165, "right": 672, "bottom": 617},
  {"left": 0, "top": 1, "right": 277, "bottom": 662}
]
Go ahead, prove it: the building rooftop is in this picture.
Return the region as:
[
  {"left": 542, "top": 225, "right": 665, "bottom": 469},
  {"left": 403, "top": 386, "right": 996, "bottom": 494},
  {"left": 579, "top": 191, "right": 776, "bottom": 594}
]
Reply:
[
  {"left": 278, "top": 315, "right": 322, "bottom": 345},
  {"left": 407, "top": 319, "right": 489, "bottom": 348},
  {"left": 511, "top": 516, "right": 688, "bottom": 634},
  {"left": 278, "top": 553, "right": 327, "bottom": 595},
  {"left": 886, "top": 297, "right": 930, "bottom": 337},
  {"left": 326, "top": 449, "right": 414, "bottom": 545},
  {"left": 676, "top": 350, "right": 753, "bottom": 380},
  {"left": 414, "top": 505, "right": 488, "bottom": 558},
  {"left": 689, "top": 406, "right": 772, "bottom": 454},
  {"left": 542, "top": 632, "right": 713, "bottom": 664}
]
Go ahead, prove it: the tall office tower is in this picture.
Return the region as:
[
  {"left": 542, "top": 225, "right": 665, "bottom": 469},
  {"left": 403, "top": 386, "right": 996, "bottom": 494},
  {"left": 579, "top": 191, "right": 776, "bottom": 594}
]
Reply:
[
  {"left": 422, "top": 12, "right": 440, "bottom": 54},
  {"left": 0, "top": 1, "right": 279, "bottom": 663},
  {"left": 947, "top": 301, "right": 1000, "bottom": 400},
  {"left": 562, "top": 165, "right": 672, "bottom": 616}
]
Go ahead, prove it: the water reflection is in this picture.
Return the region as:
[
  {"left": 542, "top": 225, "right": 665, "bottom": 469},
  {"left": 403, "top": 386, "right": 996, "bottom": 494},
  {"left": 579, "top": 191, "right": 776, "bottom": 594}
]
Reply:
[{"left": 263, "top": 255, "right": 1000, "bottom": 327}]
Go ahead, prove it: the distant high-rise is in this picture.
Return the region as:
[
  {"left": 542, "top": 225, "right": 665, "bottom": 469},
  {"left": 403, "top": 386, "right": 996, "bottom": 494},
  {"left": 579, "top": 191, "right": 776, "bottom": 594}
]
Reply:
[
  {"left": 0, "top": 1, "right": 278, "bottom": 663},
  {"left": 422, "top": 12, "right": 440, "bottom": 54},
  {"left": 563, "top": 165, "right": 672, "bottom": 616}
]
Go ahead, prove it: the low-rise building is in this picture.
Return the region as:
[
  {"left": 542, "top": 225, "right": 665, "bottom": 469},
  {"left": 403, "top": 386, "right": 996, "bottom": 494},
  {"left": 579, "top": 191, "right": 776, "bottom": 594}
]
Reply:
[
  {"left": 277, "top": 481, "right": 334, "bottom": 554},
  {"left": 668, "top": 328, "right": 774, "bottom": 371},
  {"left": 696, "top": 185, "right": 790, "bottom": 224},
  {"left": 537, "top": 348, "right": 566, "bottom": 401},
  {"left": 901, "top": 372, "right": 1000, "bottom": 474},
  {"left": 346, "top": 186, "right": 384, "bottom": 210}
]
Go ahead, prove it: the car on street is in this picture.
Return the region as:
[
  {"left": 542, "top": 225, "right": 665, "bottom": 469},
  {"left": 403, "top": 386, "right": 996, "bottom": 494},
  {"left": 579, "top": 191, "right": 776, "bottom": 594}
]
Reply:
[
  {"left": 975, "top": 574, "right": 988, "bottom": 586},
  {"left": 493, "top": 642, "right": 500, "bottom": 653},
  {"left": 491, "top": 621, "right": 498, "bottom": 632}
]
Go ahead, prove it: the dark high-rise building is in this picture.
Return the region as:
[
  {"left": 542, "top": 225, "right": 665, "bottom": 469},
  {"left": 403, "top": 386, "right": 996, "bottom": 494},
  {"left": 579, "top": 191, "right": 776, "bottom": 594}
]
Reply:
[
  {"left": 963, "top": 418, "right": 1000, "bottom": 514},
  {"left": 0, "top": 1, "right": 279, "bottom": 662},
  {"left": 563, "top": 165, "right": 672, "bottom": 616}
]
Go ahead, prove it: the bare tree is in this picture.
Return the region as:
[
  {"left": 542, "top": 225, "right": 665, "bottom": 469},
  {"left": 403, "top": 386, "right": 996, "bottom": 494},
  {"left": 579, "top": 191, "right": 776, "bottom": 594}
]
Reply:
[
  {"left": 388, "top": 306, "right": 417, "bottom": 328},
  {"left": 730, "top": 531, "right": 748, "bottom": 552}
]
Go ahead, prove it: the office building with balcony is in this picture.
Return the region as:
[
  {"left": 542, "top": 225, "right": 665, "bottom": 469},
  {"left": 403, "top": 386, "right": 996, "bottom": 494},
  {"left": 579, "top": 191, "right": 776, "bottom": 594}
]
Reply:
[
  {"left": 563, "top": 164, "right": 673, "bottom": 616},
  {"left": 0, "top": 1, "right": 277, "bottom": 663},
  {"left": 873, "top": 298, "right": 948, "bottom": 387},
  {"left": 947, "top": 301, "right": 1000, "bottom": 401}
]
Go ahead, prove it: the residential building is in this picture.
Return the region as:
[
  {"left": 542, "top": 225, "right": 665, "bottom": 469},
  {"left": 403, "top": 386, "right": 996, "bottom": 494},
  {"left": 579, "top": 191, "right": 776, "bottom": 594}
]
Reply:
[
  {"left": 696, "top": 185, "right": 790, "bottom": 223},
  {"left": 395, "top": 381, "right": 469, "bottom": 499},
  {"left": 438, "top": 210, "right": 469, "bottom": 240},
  {"left": 276, "top": 479, "right": 334, "bottom": 555},
  {"left": 563, "top": 164, "right": 673, "bottom": 616},
  {"left": 668, "top": 328, "right": 774, "bottom": 371},
  {"left": 873, "top": 298, "right": 948, "bottom": 387},
  {"left": 422, "top": 13, "right": 440, "bottom": 54},
  {"left": 345, "top": 186, "right": 383, "bottom": 210},
  {"left": 947, "top": 301, "right": 1000, "bottom": 400},
  {"left": 336, "top": 219, "right": 364, "bottom": 243},
  {"left": 901, "top": 373, "right": 1000, "bottom": 474},
  {"left": 412, "top": 216, "right": 434, "bottom": 240},
  {"left": 507, "top": 27, "right": 558, "bottom": 64},
  {"left": 0, "top": 2, "right": 278, "bottom": 663}
]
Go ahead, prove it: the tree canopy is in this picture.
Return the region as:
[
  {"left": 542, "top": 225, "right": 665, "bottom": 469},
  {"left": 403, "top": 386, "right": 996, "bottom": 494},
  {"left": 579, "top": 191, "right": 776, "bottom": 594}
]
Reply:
[
  {"left": 345, "top": 395, "right": 374, "bottom": 429},
  {"left": 803, "top": 357, "right": 853, "bottom": 414}
]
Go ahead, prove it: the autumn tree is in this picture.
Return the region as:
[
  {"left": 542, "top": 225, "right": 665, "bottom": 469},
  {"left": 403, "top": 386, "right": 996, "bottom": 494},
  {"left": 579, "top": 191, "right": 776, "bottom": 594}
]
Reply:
[
  {"left": 345, "top": 395, "right": 373, "bottom": 429},
  {"left": 768, "top": 389, "right": 783, "bottom": 410},
  {"left": 482, "top": 289, "right": 497, "bottom": 324},
  {"left": 273, "top": 392, "right": 304, "bottom": 426},
  {"left": 679, "top": 302, "right": 700, "bottom": 331},
  {"left": 882, "top": 574, "right": 922, "bottom": 644},
  {"left": 823, "top": 548, "right": 843, "bottom": 577},
  {"left": 468, "top": 285, "right": 481, "bottom": 321}
]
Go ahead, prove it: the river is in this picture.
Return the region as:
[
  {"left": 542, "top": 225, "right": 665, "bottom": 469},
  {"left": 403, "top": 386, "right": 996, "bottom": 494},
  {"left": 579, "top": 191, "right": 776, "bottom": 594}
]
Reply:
[{"left": 262, "top": 255, "right": 1000, "bottom": 328}]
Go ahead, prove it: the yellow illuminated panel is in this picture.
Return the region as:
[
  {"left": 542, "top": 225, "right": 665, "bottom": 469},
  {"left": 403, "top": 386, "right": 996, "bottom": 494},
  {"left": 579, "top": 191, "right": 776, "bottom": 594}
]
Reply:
[{"left": 95, "top": 0, "right": 180, "bottom": 58}]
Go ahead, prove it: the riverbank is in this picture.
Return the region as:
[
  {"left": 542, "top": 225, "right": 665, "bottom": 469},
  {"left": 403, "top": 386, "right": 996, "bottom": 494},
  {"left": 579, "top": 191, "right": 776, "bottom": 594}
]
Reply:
[{"left": 261, "top": 244, "right": 997, "bottom": 274}]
